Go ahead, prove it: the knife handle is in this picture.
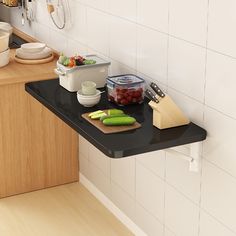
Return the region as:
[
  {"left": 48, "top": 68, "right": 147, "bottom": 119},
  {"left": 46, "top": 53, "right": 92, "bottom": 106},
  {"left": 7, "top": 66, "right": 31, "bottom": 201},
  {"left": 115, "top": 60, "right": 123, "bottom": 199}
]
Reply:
[
  {"left": 150, "top": 82, "right": 165, "bottom": 98},
  {"left": 145, "top": 89, "right": 159, "bottom": 103}
]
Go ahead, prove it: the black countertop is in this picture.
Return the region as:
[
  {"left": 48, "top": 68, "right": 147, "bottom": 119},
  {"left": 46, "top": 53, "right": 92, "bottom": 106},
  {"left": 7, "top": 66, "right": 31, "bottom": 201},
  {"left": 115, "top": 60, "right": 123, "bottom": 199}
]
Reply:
[{"left": 25, "top": 79, "right": 207, "bottom": 158}]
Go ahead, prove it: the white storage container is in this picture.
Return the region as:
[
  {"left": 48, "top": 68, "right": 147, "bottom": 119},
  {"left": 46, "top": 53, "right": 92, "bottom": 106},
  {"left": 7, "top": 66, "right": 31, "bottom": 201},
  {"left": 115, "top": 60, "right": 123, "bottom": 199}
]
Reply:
[
  {"left": 0, "top": 48, "right": 10, "bottom": 68},
  {"left": 0, "top": 31, "right": 9, "bottom": 53},
  {"left": 54, "top": 55, "right": 111, "bottom": 92}
]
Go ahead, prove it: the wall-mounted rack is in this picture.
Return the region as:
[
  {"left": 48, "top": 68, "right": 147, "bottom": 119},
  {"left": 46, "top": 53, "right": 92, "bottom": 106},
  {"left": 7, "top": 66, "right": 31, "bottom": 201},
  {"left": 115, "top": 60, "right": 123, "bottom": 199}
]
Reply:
[{"left": 166, "top": 142, "right": 202, "bottom": 172}]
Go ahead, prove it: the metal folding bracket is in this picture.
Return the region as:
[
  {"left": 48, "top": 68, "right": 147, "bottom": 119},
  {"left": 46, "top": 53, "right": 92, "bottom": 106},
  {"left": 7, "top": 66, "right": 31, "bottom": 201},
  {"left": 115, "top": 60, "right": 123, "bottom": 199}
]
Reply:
[{"left": 166, "top": 142, "right": 202, "bottom": 172}]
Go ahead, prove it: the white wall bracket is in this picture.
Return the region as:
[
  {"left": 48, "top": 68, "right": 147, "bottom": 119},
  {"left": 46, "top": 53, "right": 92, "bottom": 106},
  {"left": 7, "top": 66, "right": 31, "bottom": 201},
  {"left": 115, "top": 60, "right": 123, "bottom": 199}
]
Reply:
[{"left": 166, "top": 142, "right": 202, "bottom": 172}]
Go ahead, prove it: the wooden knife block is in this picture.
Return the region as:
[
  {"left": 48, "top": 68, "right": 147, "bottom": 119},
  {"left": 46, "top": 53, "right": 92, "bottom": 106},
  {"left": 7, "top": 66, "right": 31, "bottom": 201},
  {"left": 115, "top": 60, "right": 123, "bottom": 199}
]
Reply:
[{"left": 149, "top": 95, "right": 190, "bottom": 129}]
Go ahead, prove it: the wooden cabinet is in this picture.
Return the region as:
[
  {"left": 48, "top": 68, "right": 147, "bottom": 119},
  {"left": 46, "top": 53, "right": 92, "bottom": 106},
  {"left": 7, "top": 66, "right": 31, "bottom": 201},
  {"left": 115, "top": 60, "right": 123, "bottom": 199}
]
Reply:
[{"left": 0, "top": 82, "right": 78, "bottom": 198}]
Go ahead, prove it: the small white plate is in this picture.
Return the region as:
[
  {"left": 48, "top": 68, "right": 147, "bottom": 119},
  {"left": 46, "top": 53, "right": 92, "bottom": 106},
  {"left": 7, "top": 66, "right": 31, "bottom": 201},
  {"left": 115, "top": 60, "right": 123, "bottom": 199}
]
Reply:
[
  {"left": 21, "top": 42, "right": 46, "bottom": 53},
  {"left": 16, "top": 47, "right": 52, "bottom": 60}
]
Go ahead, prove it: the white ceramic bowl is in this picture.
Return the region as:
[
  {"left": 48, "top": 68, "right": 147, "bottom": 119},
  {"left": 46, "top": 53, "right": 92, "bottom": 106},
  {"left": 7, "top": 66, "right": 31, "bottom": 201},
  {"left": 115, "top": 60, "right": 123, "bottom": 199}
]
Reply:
[
  {"left": 21, "top": 42, "right": 46, "bottom": 53},
  {"left": 0, "top": 48, "right": 10, "bottom": 68},
  {"left": 77, "top": 90, "right": 101, "bottom": 107},
  {"left": 0, "top": 31, "right": 9, "bottom": 53}
]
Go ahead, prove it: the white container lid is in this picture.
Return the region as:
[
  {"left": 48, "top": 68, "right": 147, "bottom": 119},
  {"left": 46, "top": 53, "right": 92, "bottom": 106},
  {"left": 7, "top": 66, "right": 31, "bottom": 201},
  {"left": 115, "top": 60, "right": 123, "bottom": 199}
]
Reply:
[{"left": 57, "top": 54, "right": 111, "bottom": 73}]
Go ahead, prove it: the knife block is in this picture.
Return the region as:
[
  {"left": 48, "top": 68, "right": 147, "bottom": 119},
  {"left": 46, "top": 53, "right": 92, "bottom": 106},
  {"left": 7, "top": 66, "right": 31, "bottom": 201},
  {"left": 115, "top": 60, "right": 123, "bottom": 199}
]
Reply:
[{"left": 149, "top": 95, "right": 190, "bottom": 129}]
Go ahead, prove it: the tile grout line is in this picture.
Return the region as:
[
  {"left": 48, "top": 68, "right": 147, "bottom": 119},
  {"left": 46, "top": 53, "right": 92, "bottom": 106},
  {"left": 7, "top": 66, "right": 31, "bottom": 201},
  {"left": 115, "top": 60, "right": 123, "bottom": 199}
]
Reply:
[
  {"left": 201, "top": 208, "right": 236, "bottom": 236},
  {"left": 198, "top": 0, "right": 210, "bottom": 233},
  {"left": 164, "top": 1, "right": 170, "bottom": 232},
  {"left": 203, "top": 158, "right": 236, "bottom": 183},
  {"left": 166, "top": 0, "right": 170, "bottom": 93}
]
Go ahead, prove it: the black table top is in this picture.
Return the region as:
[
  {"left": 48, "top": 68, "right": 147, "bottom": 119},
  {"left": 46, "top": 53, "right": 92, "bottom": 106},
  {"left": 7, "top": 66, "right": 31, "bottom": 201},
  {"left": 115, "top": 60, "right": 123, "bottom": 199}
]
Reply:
[{"left": 25, "top": 79, "right": 207, "bottom": 158}]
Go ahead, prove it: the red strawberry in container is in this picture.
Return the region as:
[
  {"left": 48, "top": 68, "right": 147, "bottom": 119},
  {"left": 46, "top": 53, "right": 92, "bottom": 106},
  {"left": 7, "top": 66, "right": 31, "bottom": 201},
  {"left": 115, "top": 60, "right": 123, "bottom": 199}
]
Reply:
[{"left": 106, "top": 74, "right": 145, "bottom": 106}]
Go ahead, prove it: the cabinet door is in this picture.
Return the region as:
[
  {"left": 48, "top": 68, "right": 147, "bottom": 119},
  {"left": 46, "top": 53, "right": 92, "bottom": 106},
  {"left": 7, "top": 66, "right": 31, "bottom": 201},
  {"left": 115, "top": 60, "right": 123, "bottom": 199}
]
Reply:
[{"left": 0, "top": 83, "right": 78, "bottom": 198}]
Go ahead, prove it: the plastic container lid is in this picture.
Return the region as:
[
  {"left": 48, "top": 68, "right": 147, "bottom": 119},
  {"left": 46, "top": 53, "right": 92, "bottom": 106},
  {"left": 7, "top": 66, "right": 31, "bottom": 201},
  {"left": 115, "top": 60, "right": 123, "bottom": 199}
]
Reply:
[
  {"left": 57, "top": 54, "right": 111, "bottom": 73},
  {"left": 107, "top": 74, "right": 144, "bottom": 86}
]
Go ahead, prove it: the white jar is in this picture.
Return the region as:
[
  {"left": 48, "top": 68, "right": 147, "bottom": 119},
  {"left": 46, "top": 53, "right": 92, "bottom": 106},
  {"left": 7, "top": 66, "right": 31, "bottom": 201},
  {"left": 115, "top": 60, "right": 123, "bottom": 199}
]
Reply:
[
  {"left": 0, "top": 31, "right": 9, "bottom": 53},
  {"left": 0, "top": 48, "right": 10, "bottom": 68}
]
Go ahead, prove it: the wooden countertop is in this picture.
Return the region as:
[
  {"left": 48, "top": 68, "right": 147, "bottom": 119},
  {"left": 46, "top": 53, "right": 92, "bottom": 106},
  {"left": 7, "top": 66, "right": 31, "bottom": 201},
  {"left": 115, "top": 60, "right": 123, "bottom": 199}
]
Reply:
[{"left": 0, "top": 49, "right": 58, "bottom": 86}]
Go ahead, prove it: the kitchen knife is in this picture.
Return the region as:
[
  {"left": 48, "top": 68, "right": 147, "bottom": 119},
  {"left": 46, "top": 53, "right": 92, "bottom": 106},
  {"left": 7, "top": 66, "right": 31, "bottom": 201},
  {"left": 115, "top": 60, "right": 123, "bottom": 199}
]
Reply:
[
  {"left": 145, "top": 89, "right": 159, "bottom": 103},
  {"left": 150, "top": 82, "right": 165, "bottom": 98}
]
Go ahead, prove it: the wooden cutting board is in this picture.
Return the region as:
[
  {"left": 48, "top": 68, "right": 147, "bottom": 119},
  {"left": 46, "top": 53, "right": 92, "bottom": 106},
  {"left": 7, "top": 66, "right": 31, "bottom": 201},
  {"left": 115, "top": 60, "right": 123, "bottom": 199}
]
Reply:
[{"left": 82, "top": 110, "right": 141, "bottom": 134}]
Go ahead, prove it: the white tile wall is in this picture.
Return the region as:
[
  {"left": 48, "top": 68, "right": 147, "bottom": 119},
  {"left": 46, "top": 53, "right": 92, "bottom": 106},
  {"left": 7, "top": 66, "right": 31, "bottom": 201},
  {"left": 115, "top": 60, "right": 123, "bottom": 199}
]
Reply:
[
  {"left": 48, "top": 29, "right": 67, "bottom": 52},
  {"left": 203, "top": 107, "right": 236, "bottom": 178},
  {"left": 66, "top": 1, "right": 87, "bottom": 45},
  {"left": 208, "top": 0, "right": 236, "bottom": 57},
  {"left": 201, "top": 160, "right": 236, "bottom": 233},
  {"left": 137, "top": 0, "right": 168, "bottom": 33},
  {"left": 79, "top": 152, "right": 89, "bottom": 178},
  {"left": 111, "top": 181, "right": 136, "bottom": 221},
  {"left": 135, "top": 203, "right": 164, "bottom": 236},
  {"left": 80, "top": 0, "right": 109, "bottom": 12},
  {"left": 79, "top": 136, "right": 89, "bottom": 159},
  {"left": 87, "top": 8, "right": 109, "bottom": 55},
  {"left": 167, "top": 88, "right": 204, "bottom": 126},
  {"left": 65, "top": 38, "right": 87, "bottom": 57},
  {"left": 199, "top": 211, "right": 236, "bottom": 236},
  {"left": 136, "top": 162, "right": 165, "bottom": 223},
  {"left": 165, "top": 184, "right": 199, "bottom": 236},
  {"left": 205, "top": 50, "right": 236, "bottom": 119},
  {"left": 166, "top": 152, "right": 201, "bottom": 204},
  {"left": 89, "top": 144, "right": 110, "bottom": 176},
  {"left": 168, "top": 37, "right": 206, "bottom": 102},
  {"left": 109, "top": 0, "right": 136, "bottom": 22},
  {"left": 110, "top": 16, "right": 137, "bottom": 69},
  {"left": 6, "top": 0, "right": 236, "bottom": 235},
  {"left": 111, "top": 157, "right": 135, "bottom": 197},
  {"left": 109, "top": 59, "right": 136, "bottom": 77},
  {"left": 136, "top": 150, "right": 165, "bottom": 179},
  {"left": 169, "top": 0, "right": 208, "bottom": 46},
  {"left": 137, "top": 25, "right": 168, "bottom": 85},
  {"left": 34, "top": 23, "right": 50, "bottom": 45},
  {"left": 88, "top": 161, "right": 111, "bottom": 197},
  {"left": 165, "top": 228, "right": 176, "bottom": 236}
]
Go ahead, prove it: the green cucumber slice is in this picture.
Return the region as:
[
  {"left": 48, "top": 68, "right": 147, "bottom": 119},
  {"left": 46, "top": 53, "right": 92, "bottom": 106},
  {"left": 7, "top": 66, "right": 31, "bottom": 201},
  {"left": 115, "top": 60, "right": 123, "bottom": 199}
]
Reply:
[
  {"left": 88, "top": 110, "right": 104, "bottom": 117},
  {"left": 91, "top": 112, "right": 106, "bottom": 120}
]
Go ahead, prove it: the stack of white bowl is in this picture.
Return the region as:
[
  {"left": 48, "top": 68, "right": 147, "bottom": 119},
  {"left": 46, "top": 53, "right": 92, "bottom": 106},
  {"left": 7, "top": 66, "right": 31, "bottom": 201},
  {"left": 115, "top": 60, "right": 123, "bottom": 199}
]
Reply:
[
  {"left": 16, "top": 42, "right": 52, "bottom": 61},
  {"left": 0, "top": 22, "right": 12, "bottom": 68}
]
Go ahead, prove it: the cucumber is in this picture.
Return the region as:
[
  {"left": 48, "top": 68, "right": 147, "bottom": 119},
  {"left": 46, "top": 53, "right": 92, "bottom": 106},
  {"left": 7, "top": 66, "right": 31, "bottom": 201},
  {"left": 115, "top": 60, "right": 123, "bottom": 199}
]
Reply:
[
  {"left": 100, "top": 114, "right": 128, "bottom": 122},
  {"left": 103, "top": 116, "right": 136, "bottom": 126},
  {"left": 88, "top": 110, "right": 104, "bottom": 117},
  {"left": 91, "top": 112, "right": 106, "bottom": 120},
  {"left": 108, "top": 109, "right": 124, "bottom": 116}
]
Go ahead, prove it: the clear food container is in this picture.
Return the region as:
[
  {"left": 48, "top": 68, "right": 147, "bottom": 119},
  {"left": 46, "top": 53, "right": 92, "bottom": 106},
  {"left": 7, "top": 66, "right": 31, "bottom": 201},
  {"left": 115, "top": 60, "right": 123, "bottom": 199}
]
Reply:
[{"left": 106, "top": 74, "right": 145, "bottom": 106}]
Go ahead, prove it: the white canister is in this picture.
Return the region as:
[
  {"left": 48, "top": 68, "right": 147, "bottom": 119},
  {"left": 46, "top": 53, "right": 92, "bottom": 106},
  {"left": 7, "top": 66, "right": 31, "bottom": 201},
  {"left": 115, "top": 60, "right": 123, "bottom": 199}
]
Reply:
[
  {"left": 0, "top": 48, "right": 10, "bottom": 68},
  {"left": 0, "top": 31, "right": 10, "bottom": 53},
  {"left": 0, "top": 22, "right": 13, "bottom": 44}
]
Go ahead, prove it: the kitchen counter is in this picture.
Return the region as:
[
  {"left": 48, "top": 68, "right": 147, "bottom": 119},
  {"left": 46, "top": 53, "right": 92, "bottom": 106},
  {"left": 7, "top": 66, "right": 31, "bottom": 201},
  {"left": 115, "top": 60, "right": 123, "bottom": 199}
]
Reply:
[
  {"left": 25, "top": 79, "right": 207, "bottom": 158},
  {"left": 0, "top": 31, "right": 78, "bottom": 198},
  {"left": 0, "top": 49, "right": 58, "bottom": 86}
]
